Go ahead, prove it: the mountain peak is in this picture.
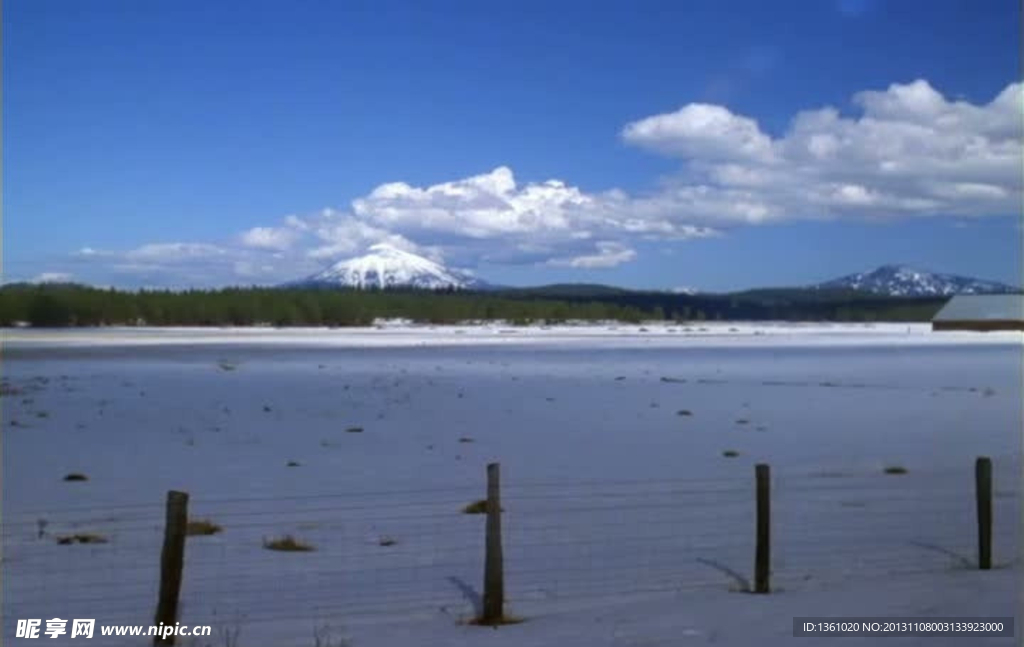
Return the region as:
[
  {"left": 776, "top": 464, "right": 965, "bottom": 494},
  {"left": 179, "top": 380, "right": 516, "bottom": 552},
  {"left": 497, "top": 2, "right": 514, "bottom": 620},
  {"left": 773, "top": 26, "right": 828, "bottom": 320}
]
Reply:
[
  {"left": 292, "top": 245, "right": 484, "bottom": 290},
  {"left": 816, "top": 264, "right": 1015, "bottom": 297},
  {"left": 366, "top": 242, "right": 414, "bottom": 256}
]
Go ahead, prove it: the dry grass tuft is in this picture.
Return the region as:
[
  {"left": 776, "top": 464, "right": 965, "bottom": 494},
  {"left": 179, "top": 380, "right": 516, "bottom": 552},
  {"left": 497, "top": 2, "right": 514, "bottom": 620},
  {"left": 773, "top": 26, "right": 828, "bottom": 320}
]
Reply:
[
  {"left": 186, "top": 519, "right": 223, "bottom": 536},
  {"left": 56, "top": 533, "right": 108, "bottom": 545},
  {"left": 462, "top": 499, "right": 503, "bottom": 514},
  {"left": 463, "top": 500, "right": 488, "bottom": 514},
  {"left": 263, "top": 535, "right": 315, "bottom": 552}
]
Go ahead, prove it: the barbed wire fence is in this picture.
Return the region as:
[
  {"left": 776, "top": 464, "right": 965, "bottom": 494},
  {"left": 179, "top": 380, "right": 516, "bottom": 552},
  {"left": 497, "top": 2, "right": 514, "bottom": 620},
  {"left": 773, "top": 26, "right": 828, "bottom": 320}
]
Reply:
[{"left": 3, "top": 457, "right": 1017, "bottom": 644}]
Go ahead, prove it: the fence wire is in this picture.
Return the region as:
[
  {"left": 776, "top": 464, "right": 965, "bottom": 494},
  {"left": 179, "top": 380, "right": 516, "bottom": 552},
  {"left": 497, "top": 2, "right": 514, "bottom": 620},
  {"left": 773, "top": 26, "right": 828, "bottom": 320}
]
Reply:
[{"left": 3, "top": 466, "right": 1018, "bottom": 639}]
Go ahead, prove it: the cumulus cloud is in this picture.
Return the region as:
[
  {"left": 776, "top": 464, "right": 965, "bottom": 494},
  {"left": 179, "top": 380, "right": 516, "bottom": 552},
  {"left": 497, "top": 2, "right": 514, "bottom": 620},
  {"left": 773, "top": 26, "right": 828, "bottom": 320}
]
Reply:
[
  {"left": 344, "top": 166, "right": 715, "bottom": 266},
  {"left": 623, "top": 104, "right": 775, "bottom": 161},
  {"left": 69, "top": 241, "right": 306, "bottom": 288},
  {"left": 622, "top": 79, "right": 1021, "bottom": 222},
  {"left": 123, "top": 243, "right": 227, "bottom": 262},
  {"left": 303, "top": 217, "right": 422, "bottom": 260},
  {"left": 240, "top": 226, "right": 297, "bottom": 251},
  {"left": 549, "top": 242, "right": 637, "bottom": 269},
  {"left": 66, "top": 78, "right": 1019, "bottom": 286},
  {"left": 352, "top": 167, "right": 592, "bottom": 237}
]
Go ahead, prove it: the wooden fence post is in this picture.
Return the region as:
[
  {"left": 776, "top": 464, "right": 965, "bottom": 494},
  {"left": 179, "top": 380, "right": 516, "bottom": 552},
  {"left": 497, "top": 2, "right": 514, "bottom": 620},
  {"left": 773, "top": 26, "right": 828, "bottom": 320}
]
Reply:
[
  {"left": 975, "top": 457, "right": 992, "bottom": 570},
  {"left": 154, "top": 490, "right": 189, "bottom": 645},
  {"left": 481, "top": 462, "right": 505, "bottom": 623},
  {"left": 754, "top": 464, "right": 771, "bottom": 594}
]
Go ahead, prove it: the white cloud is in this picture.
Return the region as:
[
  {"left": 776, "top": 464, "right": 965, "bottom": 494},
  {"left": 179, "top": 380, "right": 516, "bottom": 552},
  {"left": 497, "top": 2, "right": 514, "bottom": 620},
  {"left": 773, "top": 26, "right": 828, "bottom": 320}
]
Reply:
[
  {"left": 549, "top": 242, "right": 637, "bottom": 269},
  {"left": 32, "top": 272, "right": 74, "bottom": 283},
  {"left": 351, "top": 166, "right": 595, "bottom": 237},
  {"left": 232, "top": 261, "right": 278, "bottom": 278},
  {"left": 125, "top": 243, "right": 227, "bottom": 262},
  {"left": 623, "top": 103, "right": 775, "bottom": 161},
  {"left": 65, "top": 79, "right": 1019, "bottom": 286},
  {"left": 622, "top": 79, "right": 1022, "bottom": 222},
  {"left": 240, "top": 226, "right": 297, "bottom": 251},
  {"left": 304, "top": 218, "right": 421, "bottom": 260},
  {"left": 344, "top": 166, "right": 715, "bottom": 266},
  {"left": 72, "top": 241, "right": 310, "bottom": 288}
]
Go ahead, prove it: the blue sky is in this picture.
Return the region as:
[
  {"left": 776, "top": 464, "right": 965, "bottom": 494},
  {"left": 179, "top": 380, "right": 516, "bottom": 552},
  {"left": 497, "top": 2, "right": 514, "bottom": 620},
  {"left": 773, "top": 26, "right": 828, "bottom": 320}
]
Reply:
[{"left": 4, "top": 0, "right": 1021, "bottom": 291}]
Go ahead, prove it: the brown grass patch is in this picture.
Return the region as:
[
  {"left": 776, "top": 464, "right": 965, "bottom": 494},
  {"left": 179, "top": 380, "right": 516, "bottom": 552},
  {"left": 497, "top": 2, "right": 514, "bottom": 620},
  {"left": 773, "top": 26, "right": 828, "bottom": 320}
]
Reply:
[
  {"left": 56, "top": 533, "right": 108, "bottom": 545},
  {"left": 186, "top": 519, "right": 223, "bottom": 536},
  {"left": 263, "top": 535, "right": 315, "bottom": 552},
  {"left": 462, "top": 499, "right": 503, "bottom": 514}
]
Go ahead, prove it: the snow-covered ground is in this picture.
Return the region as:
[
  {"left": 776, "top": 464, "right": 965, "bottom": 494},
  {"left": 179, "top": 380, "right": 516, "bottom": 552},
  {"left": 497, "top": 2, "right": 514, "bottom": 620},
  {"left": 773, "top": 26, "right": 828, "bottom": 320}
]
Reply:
[
  {"left": 2, "top": 325, "right": 1020, "bottom": 646},
  {"left": 5, "top": 321, "right": 1021, "bottom": 350}
]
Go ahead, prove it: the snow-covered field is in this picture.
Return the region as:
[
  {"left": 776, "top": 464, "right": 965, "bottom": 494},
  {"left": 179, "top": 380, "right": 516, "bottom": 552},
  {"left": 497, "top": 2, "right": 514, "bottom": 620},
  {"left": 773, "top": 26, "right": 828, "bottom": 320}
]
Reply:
[{"left": 2, "top": 324, "right": 1021, "bottom": 646}]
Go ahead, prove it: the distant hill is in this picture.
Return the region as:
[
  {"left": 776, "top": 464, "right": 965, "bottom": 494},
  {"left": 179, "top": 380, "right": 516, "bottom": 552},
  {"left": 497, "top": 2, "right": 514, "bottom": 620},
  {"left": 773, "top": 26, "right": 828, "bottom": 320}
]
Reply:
[
  {"left": 12, "top": 261, "right": 1009, "bottom": 327},
  {"left": 280, "top": 253, "right": 1017, "bottom": 299},
  {"left": 487, "top": 283, "right": 947, "bottom": 322},
  {"left": 814, "top": 264, "right": 1017, "bottom": 297}
]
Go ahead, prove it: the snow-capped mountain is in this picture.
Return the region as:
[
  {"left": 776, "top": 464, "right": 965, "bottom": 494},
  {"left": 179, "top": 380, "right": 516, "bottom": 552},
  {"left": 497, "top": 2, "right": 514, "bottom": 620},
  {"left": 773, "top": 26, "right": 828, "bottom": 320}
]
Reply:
[
  {"left": 815, "top": 264, "right": 1017, "bottom": 297},
  {"left": 293, "top": 244, "right": 486, "bottom": 290}
]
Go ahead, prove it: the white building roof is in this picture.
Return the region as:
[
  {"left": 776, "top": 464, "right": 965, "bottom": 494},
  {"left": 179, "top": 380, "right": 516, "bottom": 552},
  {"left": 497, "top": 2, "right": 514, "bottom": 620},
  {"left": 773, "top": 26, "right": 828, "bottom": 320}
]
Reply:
[{"left": 932, "top": 294, "right": 1024, "bottom": 322}]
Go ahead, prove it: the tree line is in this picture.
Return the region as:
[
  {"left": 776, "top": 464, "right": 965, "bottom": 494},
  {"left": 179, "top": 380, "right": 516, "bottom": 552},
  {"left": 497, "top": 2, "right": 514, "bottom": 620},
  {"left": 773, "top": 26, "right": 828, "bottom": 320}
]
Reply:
[
  {"left": 0, "top": 283, "right": 947, "bottom": 328},
  {"left": 0, "top": 284, "right": 650, "bottom": 327}
]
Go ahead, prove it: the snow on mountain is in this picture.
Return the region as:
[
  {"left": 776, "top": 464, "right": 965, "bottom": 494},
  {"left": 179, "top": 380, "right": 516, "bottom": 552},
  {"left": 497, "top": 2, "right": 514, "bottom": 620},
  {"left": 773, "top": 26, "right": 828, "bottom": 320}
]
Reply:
[
  {"left": 815, "top": 264, "right": 1016, "bottom": 297},
  {"left": 670, "top": 286, "right": 700, "bottom": 295},
  {"left": 293, "top": 244, "right": 486, "bottom": 290}
]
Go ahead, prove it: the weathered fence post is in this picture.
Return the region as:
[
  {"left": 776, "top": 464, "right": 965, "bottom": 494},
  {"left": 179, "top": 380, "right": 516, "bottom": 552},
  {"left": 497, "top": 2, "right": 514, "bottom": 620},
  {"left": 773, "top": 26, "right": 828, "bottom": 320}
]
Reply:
[
  {"left": 481, "top": 462, "right": 505, "bottom": 623},
  {"left": 154, "top": 490, "right": 189, "bottom": 645},
  {"left": 975, "top": 457, "right": 992, "bottom": 570},
  {"left": 754, "top": 464, "right": 771, "bottom": 594}
]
